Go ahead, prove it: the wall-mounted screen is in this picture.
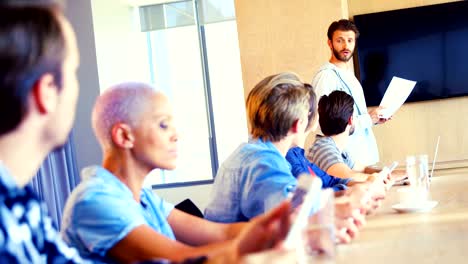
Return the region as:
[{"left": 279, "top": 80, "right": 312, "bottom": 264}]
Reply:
[{"left": 354, "top": 1, "right": 468, "bottom": 106}]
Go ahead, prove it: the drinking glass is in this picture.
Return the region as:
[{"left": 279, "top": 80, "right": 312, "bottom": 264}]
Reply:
[
  {"left": 405, "top": 155, "right": 429, "bottom": 204},
  {"left": 298, "top": 189, "right": 335, "bottom": 263}
]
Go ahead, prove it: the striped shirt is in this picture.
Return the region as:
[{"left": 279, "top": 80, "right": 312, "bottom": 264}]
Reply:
[
  {"left": 307, "top": 136, "right": 355, "bottom": 172},
  {"left": 311, "top": 62, "right": 379, "bottom": 166}
]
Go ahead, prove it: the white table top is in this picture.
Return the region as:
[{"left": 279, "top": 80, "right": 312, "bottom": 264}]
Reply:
[{"left": 244, "top": 174, "right": 468, "bottom": 263}]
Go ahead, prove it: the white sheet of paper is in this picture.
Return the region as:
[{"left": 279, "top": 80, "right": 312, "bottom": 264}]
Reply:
[{"left": 379, "top": 76, "right": 417, "bottom": 118}]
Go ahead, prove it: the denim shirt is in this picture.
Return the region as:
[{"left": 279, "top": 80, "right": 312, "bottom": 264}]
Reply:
[
  {"left": 0, "top": 163, "right": 87, "bottom": 263},
  {"left": 286, "top": 147, "right": 350, "bottom": 191},
  {"left": 204, "top": 138, "right": 306, "bottom": 223},
  {"left": 61, "top": 166, "right": 175, "bottom": 263}
]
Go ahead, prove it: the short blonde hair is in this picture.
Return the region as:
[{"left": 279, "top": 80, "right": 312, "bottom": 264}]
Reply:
[
  {"left": 92, "top": 82, "right": 156, "bottom": 150},
  {"left": 246, "top": 72, "right": 317, "bottom": 142}
]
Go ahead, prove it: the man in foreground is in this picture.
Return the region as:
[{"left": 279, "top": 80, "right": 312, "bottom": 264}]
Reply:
[{"left": 0, "top": 4, "right": 86, "bottom": 262}]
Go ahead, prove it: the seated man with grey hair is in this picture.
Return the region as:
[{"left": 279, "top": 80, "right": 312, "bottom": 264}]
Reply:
[
  {"left": 60, "top": 82, "right": 292, "bottom": 264},
  {"left": 205, "top": 72, "right": 319, "bottom": 222}
]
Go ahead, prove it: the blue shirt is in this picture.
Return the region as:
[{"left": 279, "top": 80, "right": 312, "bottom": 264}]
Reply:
[
  {"left": 0, "top": 163, "right": 87, "bottom": 263},
  {"left": 61, "top": 166, "right": 175, "bottom": 262},
  {"left": 286, "top": 147, "right": 350, "bottom": 191},
  {"left": 204, "top": 138, "right": 318, "bottom": 223}
]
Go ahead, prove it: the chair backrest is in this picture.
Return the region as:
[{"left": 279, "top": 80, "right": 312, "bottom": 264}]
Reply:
[{"left": 174, "top": 198, "right": 204, "bottom": 218}]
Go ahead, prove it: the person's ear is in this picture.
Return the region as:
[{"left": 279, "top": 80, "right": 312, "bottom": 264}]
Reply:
[
  {"left": 291, "top": 119, "right": 301, "bottom": 133},
  {"left": 111, "top": 123, "right": 135, "bottom": 149},
  {"left": 348, "top": 115, "right": 354, "bottom": 125},
  {"left": 327, "top": 39, "right": 333, "bottom": 50},
  {"left": 32, "top": 73, "right": 58, "bottom": 114}
]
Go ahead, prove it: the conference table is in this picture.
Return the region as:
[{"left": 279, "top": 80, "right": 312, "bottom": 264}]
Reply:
[{"left": 245, "top": 173, "right": 468, "bottom": 263}]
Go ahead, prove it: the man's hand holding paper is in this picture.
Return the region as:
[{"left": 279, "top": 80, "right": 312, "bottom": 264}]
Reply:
[
  {"left": 368, "top": 106, "right": 391, "bottom": 125},
  {"left": 378, "top": 76, "right": 417, "bottom": 119}
]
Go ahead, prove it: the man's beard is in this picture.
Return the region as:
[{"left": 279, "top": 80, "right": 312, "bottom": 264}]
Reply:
[{"left": 332, "top": 46, "right": 354, "bottom": 62}]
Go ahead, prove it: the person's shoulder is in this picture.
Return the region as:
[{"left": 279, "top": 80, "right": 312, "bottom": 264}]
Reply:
[
  {"left": 141, "top": 187, "right": 164, "bottom": 204},
  {"left": 244, "top": 138, "right": 272, "bottom": 151},
  {"left": 313, "top": 136, "right": 334, "bottom": 147},
  {"left": 286, "top": 146, "right": 304, "bottom": 160},
  {"left": 141, "top": 187, "right": 174, "bottom": 214},
  {"left": 238, "top": 141, "right": 289, "bottom": 176},
  {"left": 248, "top": 141, "right": 285, "bottom": 165},
  {"left": 69, "top": 166, "right": 130, "bottom": 208},
  {"left": 312, "top": 62, "right": 338, "bottom": 78},
  {"left": 229, "top": 140, "right": 282, "bottom": 165},
  {"left": 288, "top": 146, "right": 304, "bottom": 155},
  {"left": 318, "top": 62, "right": 337, "bottom": 71},
  {"left": 0, "top": 189, "right": 40, "bottom": 226},
  {"left": 219, "top": 142, "right": 248, "bottom": 164},
  {"left": 311, "top": 63, "right": 341, "bottom": 93},
  {"left": 318, "top": 136, "right": 334, "bottom": 144},
  {"left": 0, "top": 184, "right": 42, "bottom": 211},
  {"left": 63, "top": 171, "right": 141, "bottom": 229},
  {"left": 309, "top": 137, "right": 337, "bottom": 157}
]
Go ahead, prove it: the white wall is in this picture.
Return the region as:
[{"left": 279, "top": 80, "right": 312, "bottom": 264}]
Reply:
[{"left": 90, "top": 0, "right": 151, "bottom": 91}]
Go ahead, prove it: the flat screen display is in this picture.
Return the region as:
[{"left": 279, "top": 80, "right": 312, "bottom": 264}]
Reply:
[{"left": 354, "top": 1, "right": 468, "bottom": 106}]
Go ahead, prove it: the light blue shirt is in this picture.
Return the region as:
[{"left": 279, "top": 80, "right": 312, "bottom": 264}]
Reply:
[
  {"left": 205, "top": 138, "right": 316, "bottom": 223},
  {"left": 312, "top": 62, "right": 379, "bottom": 166},
  {"left": 61, "top": 166, "right": 175, "bottom": 262}
]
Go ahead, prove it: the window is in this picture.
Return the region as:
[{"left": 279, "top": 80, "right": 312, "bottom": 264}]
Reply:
[{"left": 139, "top": 0, "right": 248, "bottom": 187}]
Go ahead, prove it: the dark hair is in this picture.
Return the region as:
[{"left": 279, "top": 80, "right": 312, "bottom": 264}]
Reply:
[
  {"left": 0, "top": 0, "right": 64, "bottom": 9},
  {"left": 0, "top": 6, "right": 66, "bottom": 135},
  {"left": 318, "top": 91, "right": 354, "bottom": 136},
  {"left": 246, "top": 72, "right": 317, "bottom": 142},
  {"left": 327, "top": 19, "right": 360, "bottom": 40}
]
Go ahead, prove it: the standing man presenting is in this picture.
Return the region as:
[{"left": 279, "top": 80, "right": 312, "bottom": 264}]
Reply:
[{"left": 311, "top": 19, "right": 389, "bottom": 166}]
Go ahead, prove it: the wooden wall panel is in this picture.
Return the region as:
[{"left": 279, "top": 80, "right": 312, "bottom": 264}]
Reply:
[{"left": 234, "top": 0, "right": 347, "bottom": 94}]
